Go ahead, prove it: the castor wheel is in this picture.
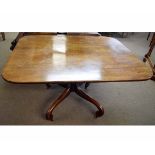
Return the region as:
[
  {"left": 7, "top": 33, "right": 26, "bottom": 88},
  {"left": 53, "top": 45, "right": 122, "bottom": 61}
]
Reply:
[
  {"left": 46, "top": 112, "right": 53, "bottom": 121},
  {"left": 95, "top": 107, "right": 104, "bottom": 118}
]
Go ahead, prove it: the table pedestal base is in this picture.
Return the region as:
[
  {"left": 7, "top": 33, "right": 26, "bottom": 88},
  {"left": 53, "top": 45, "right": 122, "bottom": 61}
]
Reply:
[{"left": 46, "top": 83, "right": 104, "bottom": 121}]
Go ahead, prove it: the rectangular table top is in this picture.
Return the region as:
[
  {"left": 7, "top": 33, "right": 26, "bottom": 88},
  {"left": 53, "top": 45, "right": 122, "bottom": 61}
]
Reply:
[{"left": 2, "top": 35, "right": 152, "bottom": 83}]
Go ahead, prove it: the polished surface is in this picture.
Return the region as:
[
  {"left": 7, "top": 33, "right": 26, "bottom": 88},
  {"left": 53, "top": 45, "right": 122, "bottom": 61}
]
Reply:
[{"left": 2, "top": 35, "right": 152, "bottom": 83}]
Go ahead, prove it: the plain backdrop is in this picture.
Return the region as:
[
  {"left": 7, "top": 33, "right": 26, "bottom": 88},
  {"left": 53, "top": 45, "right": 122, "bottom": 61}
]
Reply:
[{"left": 0, "top": 0, "right": 155, "bottom": 155}]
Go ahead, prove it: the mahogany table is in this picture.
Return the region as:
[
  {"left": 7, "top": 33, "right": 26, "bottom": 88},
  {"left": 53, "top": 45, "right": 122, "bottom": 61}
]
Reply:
[{"left": 2, "top": 35, "right": 152, "bottom": 121}]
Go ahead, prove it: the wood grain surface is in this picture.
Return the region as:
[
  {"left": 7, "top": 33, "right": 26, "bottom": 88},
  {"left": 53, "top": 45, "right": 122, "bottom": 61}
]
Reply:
[{"left": 2, "top": 35, "right": 152, "bottom": 83}]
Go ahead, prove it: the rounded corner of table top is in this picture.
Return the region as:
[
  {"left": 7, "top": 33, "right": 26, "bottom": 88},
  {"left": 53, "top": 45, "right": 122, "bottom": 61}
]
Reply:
[
  {"left": 144, "top": 65, "right": 154, "bottom": 80},
  {"left": 1, "top": 71, "right": 17, "bottom": 84}
]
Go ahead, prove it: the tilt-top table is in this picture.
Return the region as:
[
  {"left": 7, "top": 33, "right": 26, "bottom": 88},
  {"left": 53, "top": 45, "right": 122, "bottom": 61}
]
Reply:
[{"left": 2, "top": 35, "right": 152, "bottom": 121}]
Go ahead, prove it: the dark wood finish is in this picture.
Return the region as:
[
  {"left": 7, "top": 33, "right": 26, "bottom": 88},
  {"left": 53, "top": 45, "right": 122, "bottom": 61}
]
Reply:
[
  {"left": 74, "top": 85, "right": 104, "bottom": 117},
  {"left": 85, "top": 82, "right": 90, "bottom": 89},
  {"left": 150, "top": 33, "right": 155, "bottom": 47},
  {"left": 46, "top": 87, "right": 71, "bottom": 121},
  {"left": 1, "top": 32, "right": 5, "bottom": 40},
  {"left": 46, "top": 83, "right": 104, "bottom": 121},
  {"left": 143, "top": 33, "right": 155, "bottom": 81},
  {"left": 147, "top": 32, "right": 151, "bottom": 40},
  {"left": 10, "top": 32, "right": 24, "bottom": 50}
]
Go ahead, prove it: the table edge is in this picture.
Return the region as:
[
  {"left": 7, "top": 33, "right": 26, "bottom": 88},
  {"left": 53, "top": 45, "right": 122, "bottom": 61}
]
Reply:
[{"left": 1, "top": 71, "right": 153, "bottom": 84}]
